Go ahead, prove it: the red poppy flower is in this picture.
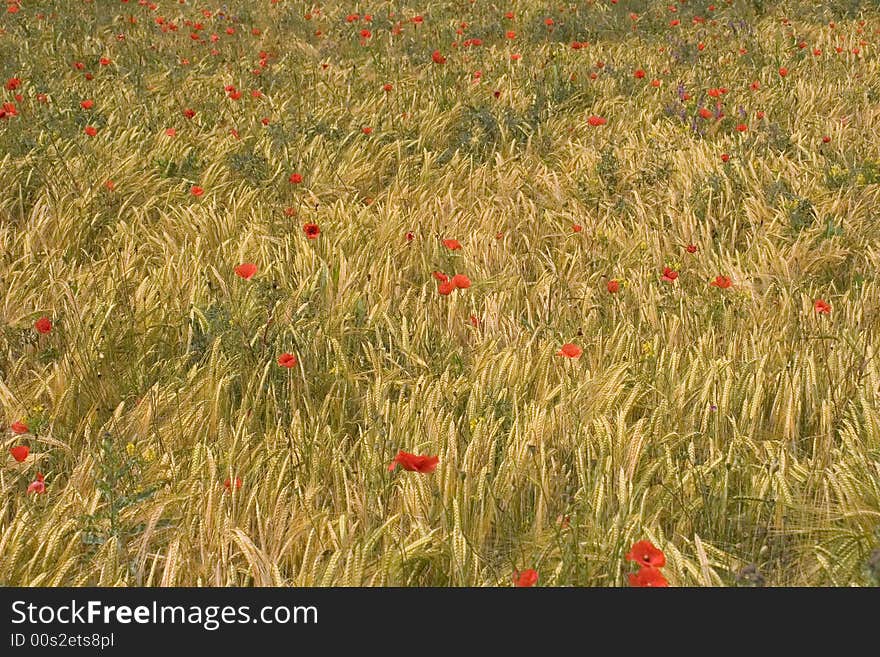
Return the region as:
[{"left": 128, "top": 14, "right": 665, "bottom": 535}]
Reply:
[
  {"left": 438, "top": 281, "right": 455, "bottom": 296},
  {"left": 27, "top": 472, "right": 46, "bottom": 495},
  {"left": 710, "top": 275, "right": 732, "bottom": 289},
  {"left": 607, "top": 279, "right": 620, "bottom": 293},
  {"left": 814, "top": 299, "right": 831, "bottom": 314},
  {"left": 634, "top": 69, "right": 646, "bottom": 79},
  {"left": 190, "top": 185, "right": 204, "bottom": 197},
  {"left": 721, "top": 153, "right": 730, "bottom": 163},
  {"left": 587, "top": 115, "right": 606, "bottom": 127},
  {"left": 234, "top": 263, "right": 257, "bottom": 280},
  {"left": 452, "top": 274, "right": 471, "bottom": 289},
  {"left": 383, "top": 83, "right": 393, "bottom": 92},
  {"left": 626, "top": 540, "right": 666, "bottom": 567},
  {"left": 514, "top": 569, "right": 538, "bottom": 587},
  {"left": 686, "top": 244, "right": 698, "bottom": 253},
  {"left": 431, "top": 50, "right": 446, "bottom": 64},
  {"left": 289, "top": 172, "right": 303, "bottom": 184},
  {"left": 572, "top": 224, "right": 583, "bottom": 233},
  {"left": 84, "top": 126, "right": 97, "bottom": 137},
  {"left": 223, "top": 476, "right": 242, "bottom": 492},
  {"left": 0, "top": 101, "right": 16, "bottom": 119},
  {"left": 405, "top": 231, "right": 415, "bottom": 241},
  {"left": 650, "top": 78, "right": 662, "bottom": 87},
  {"left": 6, "top": 77, "right": 21, "bottom": 90},
  {"left": 661, "top": 267, "right": 678, "bottom": 282},
  {"left": 628, "top": 566, "right": 668, "bottom": 587},
  {"left": 387, "top": 450, "right": 439, "bottom": 473},
  {"left": 80, "top": 99, "right": 94, "bottom": 109},
  {"left": 778, "top": 67, "right": 788, "bottom": 77},
  {"left": 442, "top": 239, "right": 462, "bottom": 250},
  {"left": 10, "top": 445, "right": 29, "bottom": 462},
  {"left": 303, "top": 223, "right": 320, "bottom": 239},
  {"left": 277, "top": 353, "right": 297, "bottom": 368},
  {"left": 736, "top": 123, "right": 748, "bottom": 132},
  {"left": 557, "top": 343, "right": 582, "bottom": 358},
  {"left": 821, "top": 135, "right": 831, "bottom": 144},
  {"left": 433, "top": 271, "right": 449, "bottom": 283},
  {"left": 183, "top": 108, "right": 196, "bottom": 118},
  {"left": 698, "top": 108, "right": 713, "bottom": 119},
  {"left": 11, "top": 420, "right": 29, "bottom": 434},
  {"left": 34, "top": 316, "right": 52, "bottom": 334}
]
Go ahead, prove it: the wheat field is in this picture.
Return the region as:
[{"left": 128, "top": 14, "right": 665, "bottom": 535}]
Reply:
[{"left": 1, "top": 0, "right": 880, "bottom": 587}]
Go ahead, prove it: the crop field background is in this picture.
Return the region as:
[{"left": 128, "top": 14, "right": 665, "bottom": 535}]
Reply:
[{"left": 1, "top": 0, "right": 880, "bottom": 587}]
